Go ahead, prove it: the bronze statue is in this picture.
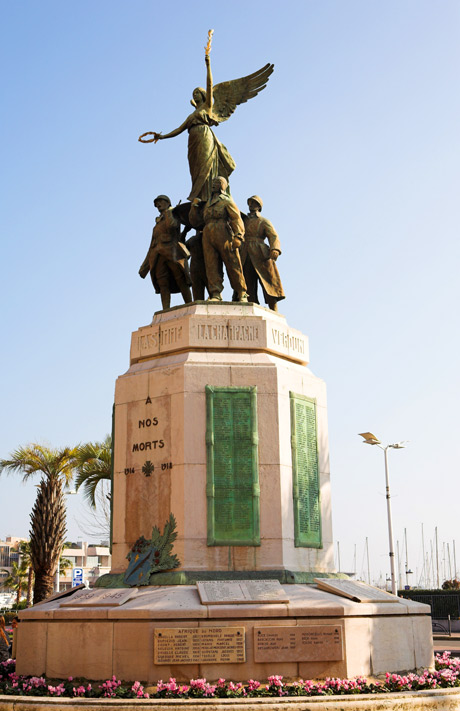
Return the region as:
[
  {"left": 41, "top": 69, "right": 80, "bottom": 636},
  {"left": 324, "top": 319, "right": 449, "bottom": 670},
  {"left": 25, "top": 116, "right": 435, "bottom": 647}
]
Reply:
[
  {"left": 172, "top": 201, "right": 223, "bottom": 301},
  {"left": 139, "top": 195, "right": 192, "bottom": 310},
  {"left": 240, "top": 195, "right": 285, "bottom": 311},
  {"left": 190, "top": 177, "right": 248, "bottom": 302},
  {"left": 139, "top": 31, "right": 274, "bottom": 201},
  {"left": 186, "top": 231, "right": 212, "bottom": 301},
  {"left": 185, "top": 208, "right": 223, "bottom": 301}
]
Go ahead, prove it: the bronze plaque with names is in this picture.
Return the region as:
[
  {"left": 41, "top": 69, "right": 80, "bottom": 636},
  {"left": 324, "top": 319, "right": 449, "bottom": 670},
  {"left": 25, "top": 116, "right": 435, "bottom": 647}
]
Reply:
[
  {"left": 154, "top": 627, "right": 245, "bottom": 665},
  {"left": 206, "top": 386, "right": 260, "bottom": 546},
  {"left": 290, "top": 393, "right": 321, "bottom": 548},
  {"left": 60, "top": 588, "right": 138, "bottom": 607},
  {"left": 254, "top": 625, "right": 343, "bottom": 663},
  {"left": 197, "top": 580, "right": 289, "bottom": 605}
]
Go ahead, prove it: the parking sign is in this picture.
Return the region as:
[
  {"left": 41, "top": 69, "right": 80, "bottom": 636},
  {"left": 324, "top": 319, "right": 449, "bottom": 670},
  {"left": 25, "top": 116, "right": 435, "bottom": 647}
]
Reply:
[{"left": 72, "top": 567, "right": 84, "bottom": 587}]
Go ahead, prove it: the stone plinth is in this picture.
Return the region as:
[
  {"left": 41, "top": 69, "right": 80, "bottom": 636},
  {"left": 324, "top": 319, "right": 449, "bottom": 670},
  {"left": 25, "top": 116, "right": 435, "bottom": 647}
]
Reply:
[
  {"left": 16, "top": 584, "right": 433, "bottom": 682},
  {"left": 110, "top": 303, "right": 333, "bottom": 578}
]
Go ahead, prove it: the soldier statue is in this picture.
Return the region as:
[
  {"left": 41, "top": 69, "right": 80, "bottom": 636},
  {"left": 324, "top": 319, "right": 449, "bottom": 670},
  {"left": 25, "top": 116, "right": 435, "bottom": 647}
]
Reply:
[
  {"left": 139, "top": 195, "right": 192, "bottom": 310},
  {"left": 190, "top": 177, "right": 248, "bottom": 302},
  {"left": 185, "top": 205, "right": 223, "bottom": 301},
  {"left": 240, "top": 195, "right": 285, "bottom": 311}
]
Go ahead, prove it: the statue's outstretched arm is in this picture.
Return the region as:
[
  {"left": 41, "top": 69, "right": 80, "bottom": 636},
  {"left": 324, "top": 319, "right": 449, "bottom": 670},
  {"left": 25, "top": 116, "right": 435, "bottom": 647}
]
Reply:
[
  {"left": 205, "top": 53, "right": 213, "bottom": 109},
  {"left": 204, "top": 28, "right": 214, "bottom": 110},
  {"left": 158, "top": 117, "right": 189, "bottom": 140},
  {"left": 138, "top": 116, "right": 189, "bottom": 144}
]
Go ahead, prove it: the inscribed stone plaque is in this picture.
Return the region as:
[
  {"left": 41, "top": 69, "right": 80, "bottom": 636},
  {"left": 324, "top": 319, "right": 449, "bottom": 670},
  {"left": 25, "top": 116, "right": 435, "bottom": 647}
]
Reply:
[
  {"left": 314, "top": 579, "right": 400, "bottom": 603},
  {"left": 206, "top": 386, "right": 260, "bottom": 546},
  {"left": 123, "top": 394, "right": 171, "bottom": 473},
  {"left": 243, "top": 580, "right": 289, "bottom": 603},
  {"left": 290, "top": 393, "right": 321, "bottom": 548},
  {"left": 254, "top": 625, "right": 343, "bottom": 663},
  {"left": 60, "top": 588, "right": 138, "bottom": 607},
  {"left": 120, "top": 393, "right": 174, "bottom": 545},
  {"left": 154, "top": 627, "right": 245, "bottom": 664},
  {"left": 197, "top": 580, "right": 289, "bottom": 605},
  {"left": 33, "top": 584, "right": 85, "bottom": 607}
]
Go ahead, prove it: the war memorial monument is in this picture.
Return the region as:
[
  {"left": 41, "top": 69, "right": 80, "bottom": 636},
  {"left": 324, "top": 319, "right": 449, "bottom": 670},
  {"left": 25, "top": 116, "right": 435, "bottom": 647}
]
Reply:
[{"left": 15, "top": 31, "right": 433, "bottom": 684}]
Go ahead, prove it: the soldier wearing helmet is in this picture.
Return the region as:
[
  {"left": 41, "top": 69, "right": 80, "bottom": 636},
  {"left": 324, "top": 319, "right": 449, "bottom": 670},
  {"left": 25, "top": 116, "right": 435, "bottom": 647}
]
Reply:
[
  {"left": 190, "top": 177, "right": 248, "bottom": 302},
  {"left": 139, "top": 195, "right": 192, "bottom": 310},
  {"left": 238, "top": 195, "right": 285, "bottom": 311}
]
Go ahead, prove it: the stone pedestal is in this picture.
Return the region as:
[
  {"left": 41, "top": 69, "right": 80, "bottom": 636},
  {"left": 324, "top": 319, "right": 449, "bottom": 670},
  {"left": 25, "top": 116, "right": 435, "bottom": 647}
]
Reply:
[
  {"left": 16, "top": 303, "right": 434, "bottom": 682},
  {"left": 111, "top": 302, "right": 334, "bottom": 578},
  {"left": 16, "top": 585, "right": 433, "bottom": 682}
]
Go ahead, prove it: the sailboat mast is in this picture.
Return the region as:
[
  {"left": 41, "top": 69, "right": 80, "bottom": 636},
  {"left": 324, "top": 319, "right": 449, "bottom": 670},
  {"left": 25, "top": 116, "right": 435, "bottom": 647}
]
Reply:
[
  {"left": 435, "top": 527, "right": 440, "bottom": 589},
  {"left": 421, "top": 523, "right": 426, "bottom": 588}
]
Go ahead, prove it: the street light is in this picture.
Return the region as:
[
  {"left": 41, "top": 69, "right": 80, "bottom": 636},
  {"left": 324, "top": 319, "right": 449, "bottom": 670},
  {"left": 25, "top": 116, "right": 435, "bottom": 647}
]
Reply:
[{"left": 358, "top": 432, "right": 407, "bottom": 596}]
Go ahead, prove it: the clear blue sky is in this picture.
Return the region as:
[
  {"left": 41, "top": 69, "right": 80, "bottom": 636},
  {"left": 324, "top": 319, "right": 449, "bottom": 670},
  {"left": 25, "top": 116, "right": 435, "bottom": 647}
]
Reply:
[{"left": 1, "top": 0, "right": 459, "bottom": 586}]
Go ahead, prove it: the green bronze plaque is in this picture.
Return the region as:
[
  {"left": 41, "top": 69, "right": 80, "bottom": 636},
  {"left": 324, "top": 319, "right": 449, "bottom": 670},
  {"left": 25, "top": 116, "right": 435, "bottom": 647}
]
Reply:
[
  {"left": 206, "top": 386, "right": 260, "bottom": 546},
  {"left": 290, "top": 392, "right": 322, "bottom": 548}
]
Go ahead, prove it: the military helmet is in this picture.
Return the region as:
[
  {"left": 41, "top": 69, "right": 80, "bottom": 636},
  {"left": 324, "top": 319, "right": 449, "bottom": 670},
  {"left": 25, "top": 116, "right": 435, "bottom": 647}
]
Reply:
[
  {"left": 154, "top": 194, "right": 171, "bottom": 207},
  {"left": 247, "top": 195, "right": 263, "bottom": 210},
  {"left": 213, "top": 176, "right": 228, "bottom": 191}
]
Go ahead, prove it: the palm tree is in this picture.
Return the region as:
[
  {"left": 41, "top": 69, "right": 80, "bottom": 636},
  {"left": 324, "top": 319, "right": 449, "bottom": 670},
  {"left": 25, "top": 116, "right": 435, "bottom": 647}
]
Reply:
[
  {"left": 0, "top": 561, "right": 28, "bottom": 607},
  {"left": 74, "top": 436, "right": 112, "bottom": 508},
  {"left": 58, "top": 555, "right": 73, "bottom": 577},
  {"left": 17, "top": 541, "right": 34, "bottom": 608},
  {"left": 0, "top": 444, "right": 78, "bottom": 603}
]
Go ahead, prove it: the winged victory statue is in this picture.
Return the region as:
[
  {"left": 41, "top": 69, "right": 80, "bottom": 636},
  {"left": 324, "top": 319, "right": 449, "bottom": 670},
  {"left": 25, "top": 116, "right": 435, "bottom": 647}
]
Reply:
[{"left": 138, "top": 30, "right": 274, "bottom": 201}]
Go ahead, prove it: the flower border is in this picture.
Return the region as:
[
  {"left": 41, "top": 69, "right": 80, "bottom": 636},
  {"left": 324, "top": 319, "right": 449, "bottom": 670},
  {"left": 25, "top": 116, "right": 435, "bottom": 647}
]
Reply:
[{"left": 0, "top": 652, "right": 458, "bottom": 699}]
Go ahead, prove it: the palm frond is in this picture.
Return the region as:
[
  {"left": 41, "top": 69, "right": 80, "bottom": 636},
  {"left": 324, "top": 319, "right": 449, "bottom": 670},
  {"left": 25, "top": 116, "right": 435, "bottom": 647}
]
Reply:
[
  {"left": 75, "top": 470, "right": 107, "bottom": 507},
  {"left": 74, "top": 436, "right": 112, "bottom": 508},
  {"left": 0, "top": 443, "right": 78, "bottom": 483}
]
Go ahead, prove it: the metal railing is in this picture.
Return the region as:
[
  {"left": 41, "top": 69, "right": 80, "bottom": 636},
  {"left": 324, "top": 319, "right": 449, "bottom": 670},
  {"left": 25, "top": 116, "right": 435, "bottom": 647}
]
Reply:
[{"left": 406, "top": 593, "right": 460, "bottom": 620}]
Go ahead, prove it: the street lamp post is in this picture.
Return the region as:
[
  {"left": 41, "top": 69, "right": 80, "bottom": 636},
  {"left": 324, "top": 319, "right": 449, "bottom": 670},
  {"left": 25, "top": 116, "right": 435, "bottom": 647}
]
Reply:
[{"left": 358, "top": 432, "right": 406, "bottom": 596}]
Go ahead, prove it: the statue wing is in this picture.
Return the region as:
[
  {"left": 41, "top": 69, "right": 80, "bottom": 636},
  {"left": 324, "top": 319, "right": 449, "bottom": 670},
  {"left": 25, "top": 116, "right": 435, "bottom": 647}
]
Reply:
[{"left": 212, "top": 63, "right": 274, "bottom": 123}]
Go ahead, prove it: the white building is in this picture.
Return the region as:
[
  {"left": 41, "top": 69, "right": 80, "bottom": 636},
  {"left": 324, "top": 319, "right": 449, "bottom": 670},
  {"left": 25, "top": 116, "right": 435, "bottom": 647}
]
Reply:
[
  {"left": 59, "top": 541, "right": 111, "bottom": 590},
  {"left": 0, "top": 537, "right": 112, "bottom": 595}
]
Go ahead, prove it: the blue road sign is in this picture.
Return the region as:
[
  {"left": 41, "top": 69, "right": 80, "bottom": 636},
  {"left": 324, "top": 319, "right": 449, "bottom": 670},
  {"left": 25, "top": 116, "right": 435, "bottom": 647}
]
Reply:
[{"left": 72, "top": 567, "right": 84, "bottom": 587}]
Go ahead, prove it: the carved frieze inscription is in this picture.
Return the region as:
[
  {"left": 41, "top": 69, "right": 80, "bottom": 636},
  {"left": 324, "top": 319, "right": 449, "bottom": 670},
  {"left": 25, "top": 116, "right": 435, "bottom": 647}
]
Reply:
[
  {"left": 269, "top": 326, "right": 307, "bottom": 360},
  {"left": 254, "top": 625, "right": 343, "bottom": 663},
  {"left": 154, "top": 627, "right": 245, "bottom": 665},
  {"left": 136, "top": 321, "right": 187, "bottom": 358},
  {"left": 130, "top": 314, "right": 308, "bottom": 364},
  {"left": 194, "top": 318, "right": 262, "bottom": 346}
]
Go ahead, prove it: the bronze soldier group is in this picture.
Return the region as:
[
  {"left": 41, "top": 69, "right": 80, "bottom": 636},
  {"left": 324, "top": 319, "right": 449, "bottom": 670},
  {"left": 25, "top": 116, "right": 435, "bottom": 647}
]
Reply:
[
  {"left": 138, "top": 31, "right": 285, "bottom": 312},
  {"left": 139, "top": 185, "right": 285, "bottom": 311}
]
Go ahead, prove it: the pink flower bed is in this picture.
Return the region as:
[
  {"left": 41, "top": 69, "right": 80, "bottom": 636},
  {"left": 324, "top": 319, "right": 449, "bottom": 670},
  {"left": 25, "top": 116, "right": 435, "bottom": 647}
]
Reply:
[{"left": 0, "top": 652, "right": 459, "bottom": 699}]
